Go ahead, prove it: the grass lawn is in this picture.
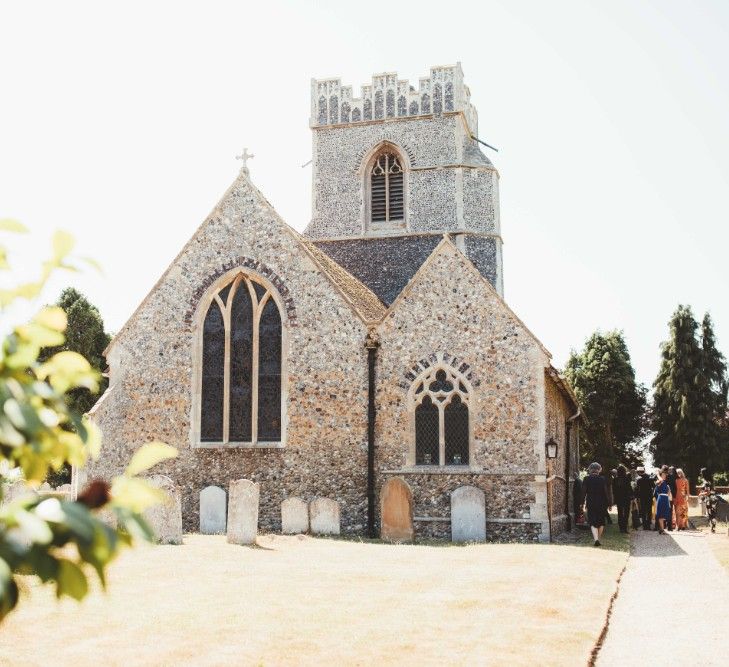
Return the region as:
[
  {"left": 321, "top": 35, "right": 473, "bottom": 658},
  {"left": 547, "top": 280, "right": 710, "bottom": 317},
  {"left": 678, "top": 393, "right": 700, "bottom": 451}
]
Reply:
[
  {"left": 1, "top": 534, "right": 627, "bottom": 666},
  {"left": 573, "top": 512, "right": 631, "bottom": 552}
]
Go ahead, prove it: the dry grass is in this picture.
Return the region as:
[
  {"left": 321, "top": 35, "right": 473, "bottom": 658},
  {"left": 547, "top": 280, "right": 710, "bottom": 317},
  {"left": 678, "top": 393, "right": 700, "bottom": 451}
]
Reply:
[{"left": 0, "top": 534, "right": 627, "bottom": 666}]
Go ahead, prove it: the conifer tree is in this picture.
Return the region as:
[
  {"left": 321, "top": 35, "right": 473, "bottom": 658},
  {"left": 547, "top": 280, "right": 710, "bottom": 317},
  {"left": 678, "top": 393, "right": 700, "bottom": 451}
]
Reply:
[
  {"left": 650, "top": 306, "right": 728, "bottom": 488},
  {"left": 565, "top": 330, "right": 646, "bottom": 469}
]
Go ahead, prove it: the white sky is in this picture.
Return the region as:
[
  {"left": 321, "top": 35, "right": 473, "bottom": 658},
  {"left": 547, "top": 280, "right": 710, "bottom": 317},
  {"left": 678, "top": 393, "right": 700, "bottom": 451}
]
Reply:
[{"left": 1, "top": 0, "right": 728, "bottom": 387}]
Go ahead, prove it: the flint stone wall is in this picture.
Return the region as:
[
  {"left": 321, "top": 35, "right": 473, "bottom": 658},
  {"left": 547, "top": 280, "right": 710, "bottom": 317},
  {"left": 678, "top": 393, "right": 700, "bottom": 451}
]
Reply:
[
  {"left": 306, "top": 115, "right": 499, "bottom": 239},
  {"left": 85, "top": 175, "right": 370, "bottom": 535}
]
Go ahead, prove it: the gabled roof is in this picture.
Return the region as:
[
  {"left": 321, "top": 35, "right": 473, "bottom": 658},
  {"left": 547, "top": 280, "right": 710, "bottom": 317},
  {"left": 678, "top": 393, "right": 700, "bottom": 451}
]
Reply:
[
  {"left": 383, "top": 234, "right": 553, "bottom": 359},
  {"left": 105, "top": 172, "right": 386, "bottom": 355}
]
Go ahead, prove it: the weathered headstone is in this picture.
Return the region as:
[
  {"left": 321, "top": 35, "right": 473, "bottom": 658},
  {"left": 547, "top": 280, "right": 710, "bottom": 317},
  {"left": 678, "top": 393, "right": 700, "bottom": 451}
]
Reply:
[
  {"left": 1, "top": 481, "right": 37, "bottom": 507},
  {"left": 309, "top": 498, "right": 340, "bottom": 536},
  {"left": 200, "top": 485, "right": 227, "bottom": 534},
  {"left": 144, "top": 475, "right": 183, "bottom": 545},
  {"left": 227, "top": 479, "right": 259, "bottom": 545},
  {"left": 281, "top": 497, "right": 309, "bottom": 534},
  {"left": 450, "top": 485, "right": 486, "bottom": 543},
  {"left": 381, "top": 477, "right": 414, "bottom": 542}
]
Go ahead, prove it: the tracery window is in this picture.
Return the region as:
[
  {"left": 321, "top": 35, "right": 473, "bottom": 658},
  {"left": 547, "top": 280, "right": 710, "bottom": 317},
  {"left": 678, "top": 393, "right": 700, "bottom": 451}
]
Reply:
[
  {"left": 200, "top": 273, "right": 282, "bottom": 444},
  {"left": 370, "top": 151, "right": 404, "bottom": 224},
  {"left": 413, "top": 367, "right": 470, "bottom": 466}
]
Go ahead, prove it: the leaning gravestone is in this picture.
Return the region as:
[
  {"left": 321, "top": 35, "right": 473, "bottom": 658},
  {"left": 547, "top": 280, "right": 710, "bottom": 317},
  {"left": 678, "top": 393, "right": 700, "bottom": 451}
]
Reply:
[
  {"left": 200, "top": 485, "right": 227, "bottom": 534},
  {"left": 227, "top": 479, "right": 259, "bottom": 545},
  {"left": 450, "top": 485, "right": 486, "bottom": 543},
  {"left": 281, "top": 497, "right": 309, "bottom": 534},
  {"left": 309, "top": 498, "right": 340, "bottom": 536},
  {"left": 381, "top": 477, "right": 414, "bottom": 542},
  {"left": 144, "top": 475, "right": 183, "bottom": 545}
]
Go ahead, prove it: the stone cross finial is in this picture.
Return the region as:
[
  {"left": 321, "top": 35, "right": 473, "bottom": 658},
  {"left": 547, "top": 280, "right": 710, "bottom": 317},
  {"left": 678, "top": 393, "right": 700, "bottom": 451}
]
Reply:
[{"left": 236, "top": 148, "right": 255, "bottom": 175}]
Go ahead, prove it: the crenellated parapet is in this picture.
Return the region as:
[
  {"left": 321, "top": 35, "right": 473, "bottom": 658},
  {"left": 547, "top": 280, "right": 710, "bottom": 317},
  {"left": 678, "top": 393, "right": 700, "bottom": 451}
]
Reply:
[{"left": 311, "top": 63, "right": 478, "bottom": 135}]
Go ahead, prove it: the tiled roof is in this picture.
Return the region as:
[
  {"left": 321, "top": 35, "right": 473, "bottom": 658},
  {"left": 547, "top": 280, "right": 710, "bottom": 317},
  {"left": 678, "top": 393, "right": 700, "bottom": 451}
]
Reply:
[
  {"left": 313, "top": 235, "right": 443, "bottom": 306},
  {"left": 303, "top": 241, "right": 387, "bottom": 322}
]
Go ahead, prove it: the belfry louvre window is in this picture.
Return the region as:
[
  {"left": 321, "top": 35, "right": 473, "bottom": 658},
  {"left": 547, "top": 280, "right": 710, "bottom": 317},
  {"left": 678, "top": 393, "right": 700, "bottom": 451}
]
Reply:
[
  {"left": 413, "top": 368, "right": 470, "bottom": 466},
  {"left": 200, "top": 273, "right": 282, "bottom": 444},
  {"left": 370, "top": 152, "right": 404, "bottom": 223}
]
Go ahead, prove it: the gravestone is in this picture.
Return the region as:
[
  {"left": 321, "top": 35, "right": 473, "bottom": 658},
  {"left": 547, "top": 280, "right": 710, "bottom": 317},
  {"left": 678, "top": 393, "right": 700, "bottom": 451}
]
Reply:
[
  {"left": 1, "top": 481, "right": 37, "bottom": 507},
  {"left": 281, "top": 497, "right": 309, "bottom": 534},
  {"left": 144, "top": 475, "right": 183, "bottom": 545},
  {"left": 380, "top": 477, "right": 414, "bottom": 542},
  {"left": 200, "top": 485, "right": 227, "bottom": 534},
  {"left": 450, "top": 485, "right": 486, "bottom": 543},
  {"left": 227, "top": 479, "right": 259, "bottom": 545},
  {"left": 309, "top": 498, "right": 340, "bottom": 535}
]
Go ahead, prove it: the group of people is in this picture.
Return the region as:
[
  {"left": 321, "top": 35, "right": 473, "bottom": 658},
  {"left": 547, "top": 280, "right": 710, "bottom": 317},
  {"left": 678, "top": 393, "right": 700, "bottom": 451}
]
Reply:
[{"left": 578, "top": 462, "right": 720, "bottom": 546}]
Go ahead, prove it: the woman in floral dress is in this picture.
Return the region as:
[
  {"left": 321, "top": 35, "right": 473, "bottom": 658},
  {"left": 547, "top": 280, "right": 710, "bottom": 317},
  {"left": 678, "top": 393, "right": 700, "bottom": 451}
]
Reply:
[{"left": 674, "top": 468, "right": 690, "bottom": 530}]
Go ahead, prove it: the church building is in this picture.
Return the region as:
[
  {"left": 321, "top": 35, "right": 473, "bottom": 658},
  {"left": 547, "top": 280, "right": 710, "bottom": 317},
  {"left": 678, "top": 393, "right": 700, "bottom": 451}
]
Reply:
[{"left": 86, "top": 64, "right": 581, "bottom": 542}]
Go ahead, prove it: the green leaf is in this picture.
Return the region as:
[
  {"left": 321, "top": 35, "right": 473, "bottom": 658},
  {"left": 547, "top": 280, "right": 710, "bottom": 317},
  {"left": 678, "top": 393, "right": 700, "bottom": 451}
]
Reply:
[
  {"left": 111, "top": 477, "right": 167, "bottom": 513},
  {"left": 37, "top": 350, "right": 98, "bottom": 394},
  {"left": 33, "top": 307, "right": 67, "bottom": 332},
  {"left": 82, "top": 418, "right": 102, "bottom": 460},
  {"left": 125, "top": 442, "right": 177, "bottom": 477},
  {"left": 15, "top": 509, "right": 53, "bottom": 544},
  {"left": 79, "top": 256, "right": 104, "bottom": 275},
  {"left": 57, "top": 560, "right": 88, "bottom": 601},
  {"left": 0, "top": 219, "right": 29, "bottom": 234}
]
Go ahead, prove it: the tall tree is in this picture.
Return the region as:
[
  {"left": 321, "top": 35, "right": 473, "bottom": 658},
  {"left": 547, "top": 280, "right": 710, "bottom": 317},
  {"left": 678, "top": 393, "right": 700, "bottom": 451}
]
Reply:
[
  {"left": 565, "top": 330, "right": 647, "bottom": 469},
  {"left": 650, "top": 306, "right": 728, "bottom": 488},
  {"left": 40, "top": 288, "right": 111, "bottom": 415}
]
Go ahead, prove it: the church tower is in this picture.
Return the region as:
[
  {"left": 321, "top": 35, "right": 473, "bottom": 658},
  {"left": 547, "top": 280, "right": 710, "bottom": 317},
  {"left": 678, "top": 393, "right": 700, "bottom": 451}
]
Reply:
[{"left": 304, "top": 63, "right": 503, "bottom": 303}]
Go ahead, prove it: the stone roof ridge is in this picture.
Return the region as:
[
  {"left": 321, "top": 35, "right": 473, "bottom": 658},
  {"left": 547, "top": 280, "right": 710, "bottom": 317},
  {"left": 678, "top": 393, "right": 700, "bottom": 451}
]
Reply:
[
  {"left": 384, "top": 234, "right": 552, "bottom": 359},
  {"left": 300, "top": 241, "right": 387, "bottom": 323},
  {"left": 105, "top": 170, "right": 300, "bottom": 356}
]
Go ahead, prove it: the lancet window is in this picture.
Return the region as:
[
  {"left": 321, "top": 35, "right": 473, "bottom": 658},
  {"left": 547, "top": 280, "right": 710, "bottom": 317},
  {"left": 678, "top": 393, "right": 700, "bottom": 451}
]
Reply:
[
  {"left": 370, "top": 150, "right": 404, "bottom": 224},
  {"left": 200, "top": 273, "right": 282, "bottom": 444}
]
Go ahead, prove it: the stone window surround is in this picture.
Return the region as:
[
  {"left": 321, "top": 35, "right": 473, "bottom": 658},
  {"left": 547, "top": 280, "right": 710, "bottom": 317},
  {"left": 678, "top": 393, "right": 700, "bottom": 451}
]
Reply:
[
  {"left": 360, "top": 141, "right": 409, "bottom": 236},
  {"left": 406, "top": 363, "right": 475, "bottom": 468},
  {"left": 190, "top": 267, "right": 289, "bottom": 450}
]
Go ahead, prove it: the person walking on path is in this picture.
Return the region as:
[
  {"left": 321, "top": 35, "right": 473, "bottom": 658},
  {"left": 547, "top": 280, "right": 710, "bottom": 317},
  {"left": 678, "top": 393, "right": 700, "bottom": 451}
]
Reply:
[
  {"left": 613, "top": 464, "right": 633, "bottom": 533},
  {"left": 635, "top": 467, "right": 654, "bottom": 529},
  {"left": 582, "top": 462, "right": 609, "bottom": 546},
  {"left": 667, "top": 466, "right": 678, "bottom": 529},
  {"left": 654, "top": 470, "right": 673, "bottom": 535},
  {"left": 674, "top": 468, "right": 690, "bottom": 530}
]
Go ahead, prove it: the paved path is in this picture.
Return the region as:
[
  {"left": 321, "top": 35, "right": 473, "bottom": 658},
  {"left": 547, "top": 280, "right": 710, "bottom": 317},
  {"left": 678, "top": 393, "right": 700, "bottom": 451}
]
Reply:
[{"left": 597, "top": 528, "right": 729, "bottom": 664}]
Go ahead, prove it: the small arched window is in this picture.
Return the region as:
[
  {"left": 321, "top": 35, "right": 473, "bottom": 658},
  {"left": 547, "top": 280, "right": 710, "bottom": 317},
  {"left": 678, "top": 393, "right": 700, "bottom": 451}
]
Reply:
[
  {"left": 412, "top": 367, "right": 470, "bottom": 466},
  {"left": 370, "top": 150, "right": 404, "bottom": 226},
  {"left": 200, "top": 273, "right": 282, "bottom": 444}
]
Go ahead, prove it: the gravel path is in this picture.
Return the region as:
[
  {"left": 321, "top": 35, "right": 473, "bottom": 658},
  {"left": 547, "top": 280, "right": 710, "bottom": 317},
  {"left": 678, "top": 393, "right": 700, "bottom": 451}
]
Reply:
[{"left": 596, "top": 527, "right": 729, "bottom": 664}]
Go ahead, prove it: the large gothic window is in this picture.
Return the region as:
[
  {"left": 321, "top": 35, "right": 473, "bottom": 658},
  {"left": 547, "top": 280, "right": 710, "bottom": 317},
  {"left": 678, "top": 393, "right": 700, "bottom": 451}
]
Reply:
[
  {"left": 412, "top": 367, "right": 470, "bottom": 466},
  {"left": 369, "top": 150, "right": 404, "bottom": 225},
  {"left": 200, "top": 273, "right": 282, "bottom": 444}
]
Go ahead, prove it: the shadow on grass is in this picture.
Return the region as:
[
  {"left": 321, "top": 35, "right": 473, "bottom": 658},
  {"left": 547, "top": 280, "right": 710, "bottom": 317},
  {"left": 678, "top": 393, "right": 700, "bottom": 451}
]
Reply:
[{"left": 572, "top": 513, "right": 631, "bottom": 553}]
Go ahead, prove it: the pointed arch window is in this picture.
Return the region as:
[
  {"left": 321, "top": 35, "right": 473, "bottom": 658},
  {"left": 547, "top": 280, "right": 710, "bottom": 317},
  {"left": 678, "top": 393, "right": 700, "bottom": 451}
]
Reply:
[
  {"left": 199, "top": 273, "right": 282, "bottom": 444},
  {"left": 369, "top": 150, "right": 405, "bottom": 226},
  {"left": 412, "top": 367, "right": 470, "bottom": 466}
]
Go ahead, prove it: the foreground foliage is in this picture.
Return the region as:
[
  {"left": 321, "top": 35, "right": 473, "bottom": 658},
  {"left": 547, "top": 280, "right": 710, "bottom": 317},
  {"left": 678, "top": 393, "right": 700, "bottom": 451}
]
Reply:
[{"left": 0, "top": 220, "right": 176, "bottom": 621}]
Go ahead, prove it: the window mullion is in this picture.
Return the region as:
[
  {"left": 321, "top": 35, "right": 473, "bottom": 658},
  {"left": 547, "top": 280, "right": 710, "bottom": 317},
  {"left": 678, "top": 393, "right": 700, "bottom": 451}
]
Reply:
[
  {"left": 222, "top": 296, "right": 231, "bottom": 444},
  {"left": 245, "top": 279, "right": 261, "bottom": 444},
  {"left": 438, "top": 402, "right": 445, "bottom": 466},
  {"left": 385, "top": 155, "right": 390, "bottom": 222}
]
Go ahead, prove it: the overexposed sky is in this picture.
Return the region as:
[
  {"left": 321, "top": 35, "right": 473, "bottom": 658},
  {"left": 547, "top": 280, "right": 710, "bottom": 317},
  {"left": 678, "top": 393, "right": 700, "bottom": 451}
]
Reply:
[{"left": 1, "top": 0, "right": 728, "bottom": 387}]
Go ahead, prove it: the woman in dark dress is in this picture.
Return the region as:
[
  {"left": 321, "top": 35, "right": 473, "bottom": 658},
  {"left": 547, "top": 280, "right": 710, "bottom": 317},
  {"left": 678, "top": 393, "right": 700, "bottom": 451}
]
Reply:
[
  {"left": 613, "top": 464, "right": 633, "bottom": 533},
  {"left": 582, "top": 462, "right": 609, "bottom": 546},
  {"left": 654, "top": 470, "right": 673, "bottom": 535}
]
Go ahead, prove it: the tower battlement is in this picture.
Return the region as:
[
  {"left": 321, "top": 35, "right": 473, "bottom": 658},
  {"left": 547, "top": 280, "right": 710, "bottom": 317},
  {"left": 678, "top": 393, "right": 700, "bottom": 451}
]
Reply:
[{"left": 311, "top": 63, "right": 478, "bottom": 135}]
